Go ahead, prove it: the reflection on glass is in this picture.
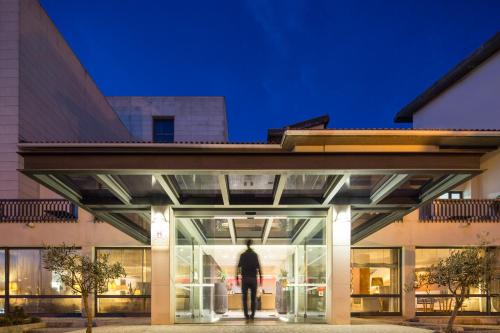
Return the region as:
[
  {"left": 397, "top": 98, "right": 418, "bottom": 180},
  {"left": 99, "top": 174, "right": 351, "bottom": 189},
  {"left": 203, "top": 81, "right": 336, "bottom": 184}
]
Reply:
[
  {"left": 351, "top": 248, "right": 400, "bottom": 314},
  {"left": 9, "top": 298, "right": 80, "bottom": 314},
  {"left": 415, "top": 248, "right": 484, "bottom": 298},
  {"left": 0, "top": 298, "right": 4, "bottom": 315},
  {"left": 415, "top": 248, "right": 493, "bottom": 314},
  {"left": 96, "top": 248, "right": 151, "bottom": 296},
  {"left": 338, "top": 175, "right": 385, "bottom": 197},
  {"left": 0, "top": 250, "right": 5, "bottom": 295},
  {"left": 174, "top": 175, "right": 219, "bottom": 196},
  {"left": 283, "top": 175, "right": 330, "bottom": 197},
  {"left": 351, "top": 248, "right": 400, "bottom": 295},
  {"left": 97, "top": 298, "right": 151, "bottom": 314},
  {"left": 415, "top": 296, "right": 488, "bottom": 313},
  {"left": 351, "top": 297, "right": 400, "bottom": 313},
  {"left": 9, "top": 249, "right": 75, "bottom": 295},
  {"left": 228, "top": 175, "right": 275, "bottom": 195}
]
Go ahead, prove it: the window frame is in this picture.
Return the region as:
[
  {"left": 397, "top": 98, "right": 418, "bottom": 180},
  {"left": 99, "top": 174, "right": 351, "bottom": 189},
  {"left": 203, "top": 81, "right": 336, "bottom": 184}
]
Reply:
[
  {"left": 415, "top": 246, "right": 499, "bottom": 316},
  {"left": 152, "top": 117, "right": 175, "bottom": 143},
  {"left": 94, "top": 247, "right": 151, "bottom": 317},
  {"left": 4, "top": 247, "right": 82, "bottom": 317},
  {"left": 350, "top": 247, "right": 402, "bottom": 316}
]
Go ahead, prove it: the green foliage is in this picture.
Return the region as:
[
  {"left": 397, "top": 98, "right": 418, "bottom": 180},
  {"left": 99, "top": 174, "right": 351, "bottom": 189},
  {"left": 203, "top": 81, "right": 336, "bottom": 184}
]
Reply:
[
  {"left": 42, "top": 244, "right": 126, "bottom": 333},
  {"left": 411, "top": 238, "right": 496, "bottom": 333},
  {"left": 0, "top": 306, "right": 38, "bottom": 327},
  {"left": 217, "top": 269, "right": 227, "bottom": 282}
]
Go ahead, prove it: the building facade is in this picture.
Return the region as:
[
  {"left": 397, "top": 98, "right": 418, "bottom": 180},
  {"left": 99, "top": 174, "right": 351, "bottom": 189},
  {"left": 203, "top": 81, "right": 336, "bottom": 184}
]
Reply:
[{"left": 1, "top": 0, "right": 500, "bottom": 326}]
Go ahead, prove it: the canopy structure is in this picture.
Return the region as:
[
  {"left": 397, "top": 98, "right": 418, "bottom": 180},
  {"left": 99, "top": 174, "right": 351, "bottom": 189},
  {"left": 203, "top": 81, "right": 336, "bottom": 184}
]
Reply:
[{"left": 19, "top": 129, "right": 500, "bottom": 244}]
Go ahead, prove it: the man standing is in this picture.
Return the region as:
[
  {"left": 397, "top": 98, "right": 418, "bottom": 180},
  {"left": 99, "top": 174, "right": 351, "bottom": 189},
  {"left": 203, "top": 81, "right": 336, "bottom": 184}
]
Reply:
[{"left": 236, "top": 239, "right": 263, "bottom": 320}]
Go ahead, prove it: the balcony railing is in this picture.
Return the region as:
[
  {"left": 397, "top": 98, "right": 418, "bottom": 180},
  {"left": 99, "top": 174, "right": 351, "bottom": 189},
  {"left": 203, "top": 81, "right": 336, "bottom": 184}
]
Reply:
[
  {"left": 0, "top": 199, "right": 78, "bottom": 223},
  {"left": 420, "top": 199, "right": 500, "bottom": 222}
]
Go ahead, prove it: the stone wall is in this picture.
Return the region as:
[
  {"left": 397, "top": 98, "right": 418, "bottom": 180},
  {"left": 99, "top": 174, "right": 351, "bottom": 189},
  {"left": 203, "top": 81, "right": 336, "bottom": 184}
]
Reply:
[{"left": 107, "top": 96, "right": 228, "bottom": 142}]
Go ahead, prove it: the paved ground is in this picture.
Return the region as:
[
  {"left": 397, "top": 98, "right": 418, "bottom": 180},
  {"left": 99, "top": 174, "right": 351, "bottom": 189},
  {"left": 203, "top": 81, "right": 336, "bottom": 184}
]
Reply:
[{"left": 67, "top": 324, "right": 431, "bottom": 333}]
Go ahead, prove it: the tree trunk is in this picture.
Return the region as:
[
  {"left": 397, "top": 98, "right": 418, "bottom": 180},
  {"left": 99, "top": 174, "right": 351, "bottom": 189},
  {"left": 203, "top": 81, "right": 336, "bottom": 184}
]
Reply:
[
  {"left": 446, "top": 297, "right": 463, "bottom": 333},
  {"left": 82, "top": 294, "right": 92, "bottom": 333}
]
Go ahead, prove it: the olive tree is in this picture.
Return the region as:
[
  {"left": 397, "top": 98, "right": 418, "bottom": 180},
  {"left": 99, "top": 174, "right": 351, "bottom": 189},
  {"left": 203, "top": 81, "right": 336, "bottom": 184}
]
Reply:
[
  {"left": 415, "top": 244, "right": 496, "bottom": 333},
  {"left": 43, "top": 245, "right": 126, "bottom": 333}
]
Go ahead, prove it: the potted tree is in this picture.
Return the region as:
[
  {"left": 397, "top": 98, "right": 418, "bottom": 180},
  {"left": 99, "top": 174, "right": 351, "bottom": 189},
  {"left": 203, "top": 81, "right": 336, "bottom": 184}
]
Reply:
[
  {"left": 276, "top": 268, "right": 289, "bottom": 314},
  {"left": 214, "top": 269, "right": 228, "bottom": 314}
]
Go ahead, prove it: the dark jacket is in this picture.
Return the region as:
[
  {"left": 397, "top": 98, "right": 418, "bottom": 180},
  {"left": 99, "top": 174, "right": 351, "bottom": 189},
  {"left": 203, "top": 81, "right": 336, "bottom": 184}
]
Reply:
[{"left": 237, "top": 248, "right": 262, "bottom": 279}]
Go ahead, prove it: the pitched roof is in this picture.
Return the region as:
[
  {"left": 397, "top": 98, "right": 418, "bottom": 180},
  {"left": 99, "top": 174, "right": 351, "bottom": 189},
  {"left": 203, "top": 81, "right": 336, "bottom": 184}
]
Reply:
[
  {"left": 267, "top": 114, "right": 330, "bottom": 143},
  {"left": 394, "top": 32, "right": 500, "bottom": 123}
]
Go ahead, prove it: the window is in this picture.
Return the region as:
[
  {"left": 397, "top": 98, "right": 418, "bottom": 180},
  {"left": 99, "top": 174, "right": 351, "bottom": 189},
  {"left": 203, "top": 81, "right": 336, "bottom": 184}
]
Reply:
[
  {"left": 0, "top": 250, "right": 4, "bottom": 314},
  {"left": 351, "top": 248, "right": 401, "bottom": 314},
  {"left": 95, "top": 248, "right": 151, "bottom": 315},
  {"left": 153, "top": 118, "right": 174, "bottom": 143},
  {"left": 438, "top": 191, "right": 463, "bottom": 199},
  {"left": 8, "top": 249, "right": 81, "bottom": 315},
  {"left": 415, "top": 247, "right": 500, "bottom": 315}
]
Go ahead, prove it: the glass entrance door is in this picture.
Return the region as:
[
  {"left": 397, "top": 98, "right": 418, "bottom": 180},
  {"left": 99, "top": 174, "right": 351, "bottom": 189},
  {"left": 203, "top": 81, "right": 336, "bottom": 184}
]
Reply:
[{"left": 173, "top": 214, "right": 327, "bottom": 323}]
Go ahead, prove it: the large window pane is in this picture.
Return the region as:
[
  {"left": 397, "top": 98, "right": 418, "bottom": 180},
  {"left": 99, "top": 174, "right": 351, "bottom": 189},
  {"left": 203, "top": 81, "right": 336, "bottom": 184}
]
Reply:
[
  {"left": 0, "top": 250, "right": 5, "bottom": 295},
  {"left": 96, "top": 248, "right": 151, "bottom": 296},
  {"left": 9, "top": 249, "right": 75, "bottom": 295},
  {"left": 351, "top": 248, "right": 400, "bottom": 295},
  {"left": 415, "top": 248, "right": 484, "bottom": 296},
  {"left": 9, "top": 297, "right": 80, "bottom": 314},
  {"left": 351, "top": 297, "right": 400, "bottom": 313},
  {"left": 97, "top": 297, "right": 151, "bottom": 314}
]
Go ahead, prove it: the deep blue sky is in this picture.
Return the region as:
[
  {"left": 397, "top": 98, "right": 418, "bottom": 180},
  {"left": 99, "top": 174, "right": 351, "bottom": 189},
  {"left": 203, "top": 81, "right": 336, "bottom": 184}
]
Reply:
[{"left": 41, "top": 0, "right": 500, "bottom": 142}]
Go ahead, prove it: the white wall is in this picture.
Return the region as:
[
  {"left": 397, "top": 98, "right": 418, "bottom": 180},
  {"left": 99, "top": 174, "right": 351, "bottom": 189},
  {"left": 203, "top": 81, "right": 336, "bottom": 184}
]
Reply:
[{"left": 413, "top": 51, "right": 500, "bottom": 130}]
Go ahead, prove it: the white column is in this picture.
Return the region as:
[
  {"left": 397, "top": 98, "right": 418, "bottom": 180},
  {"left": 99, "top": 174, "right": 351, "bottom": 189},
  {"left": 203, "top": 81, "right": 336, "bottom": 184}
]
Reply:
[
  {"left": 402, "top": 245, "right": 416, "bottom": 319},
  {"left": 326, "top": 205, "right": 351, "bottom": 325},
  {"left": 151, "top": 206, "right": 175, "bottom": 325}
]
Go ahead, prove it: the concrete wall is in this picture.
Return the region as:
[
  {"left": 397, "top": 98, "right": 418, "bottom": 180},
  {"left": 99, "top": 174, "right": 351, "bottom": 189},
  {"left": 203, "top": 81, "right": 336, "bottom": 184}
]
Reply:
[
  {"left": 0, "top": 0, "right": 20, "bottom": 199},
  {"left": 413, "top": 51, "right": 500, "bottom": 130},
  {"left": 107, "top": 96, "right": 228, "bottom": 142}
]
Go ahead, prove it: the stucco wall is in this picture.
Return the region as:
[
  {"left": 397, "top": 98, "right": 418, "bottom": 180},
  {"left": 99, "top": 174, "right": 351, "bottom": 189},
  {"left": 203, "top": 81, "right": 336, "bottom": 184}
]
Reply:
[
  {"left": 357, "top": 210, "right": 500, "bottom": 247},
  {"left": 0, "top": 208, "right": 143, "bottom": 247},
  {"left": 107, "top": 96, "right": 228, "bottom": 142},
  {"left": 413, "top": 51, "right": 500, "bottom": 130}
]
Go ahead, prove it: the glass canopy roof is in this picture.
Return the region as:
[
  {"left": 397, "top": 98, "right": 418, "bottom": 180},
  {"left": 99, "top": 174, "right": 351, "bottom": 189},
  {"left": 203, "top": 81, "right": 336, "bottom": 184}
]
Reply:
[{"left": 20, "top": 129, "right": 498, "bottom": 244}]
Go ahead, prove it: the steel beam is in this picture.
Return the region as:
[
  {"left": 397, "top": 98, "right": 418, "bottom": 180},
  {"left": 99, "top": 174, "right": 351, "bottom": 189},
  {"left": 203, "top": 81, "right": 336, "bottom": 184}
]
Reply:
[
  {"left": 228, "top": 218, "right": 236, "bottom": 245},
  {"left": 177, "top": 218, "right": 206, "bottom": 245},
  {"left": 154, "top": 174, "right": 180, "bottom": 205},
  {"left": 273, "top": 175, "right": 287, "bottom": 206},
  {"left": 351, "top": 210, "right": 406, "bottom": 244},
  {"left": 96, "top": 212, "right": 149, "bottom": 244},
  {"left": 419, "top": 173, "right": 472, "bottom": 203},
  {"left": 261, "top": 218, "right": 273, "bottom": 244},
  {"left": 32, "top": 174, "right": 82, "bottom": 203},
  {"left": 322, "top": 175, "right": 349, "bottom": 206},
  {"left": 370, "top": 174, "right": 409, "bottom": 205},
  {"left": 218, "top": 174, "right": 230, "bottom": 206},
  {"left": 95, "top": 174, "right": 132, "bottom": 205}
]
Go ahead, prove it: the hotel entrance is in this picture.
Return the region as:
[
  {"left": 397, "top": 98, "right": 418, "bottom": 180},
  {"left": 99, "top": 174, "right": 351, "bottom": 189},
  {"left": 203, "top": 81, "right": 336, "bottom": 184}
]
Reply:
[{"left": 173, "top": 213, "right": 327, "bottom": 323}]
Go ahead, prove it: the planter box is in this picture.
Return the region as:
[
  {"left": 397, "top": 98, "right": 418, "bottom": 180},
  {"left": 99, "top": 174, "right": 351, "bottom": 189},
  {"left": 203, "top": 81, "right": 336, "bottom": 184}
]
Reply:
[{"left": 0, "top": 322, "right": 46, "bottom": 333}]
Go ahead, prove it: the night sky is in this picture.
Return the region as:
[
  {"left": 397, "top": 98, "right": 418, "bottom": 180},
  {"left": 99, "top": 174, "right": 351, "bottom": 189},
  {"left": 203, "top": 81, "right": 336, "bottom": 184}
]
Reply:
[{"left": 40, "top": 0, "right": 500, "bottom": 142}]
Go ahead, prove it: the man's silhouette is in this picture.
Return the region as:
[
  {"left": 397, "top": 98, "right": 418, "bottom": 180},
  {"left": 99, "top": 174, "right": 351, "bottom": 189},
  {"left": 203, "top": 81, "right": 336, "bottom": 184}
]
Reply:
[{"left": 236, "top": 239, "right": 262, "bottom": 320}]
